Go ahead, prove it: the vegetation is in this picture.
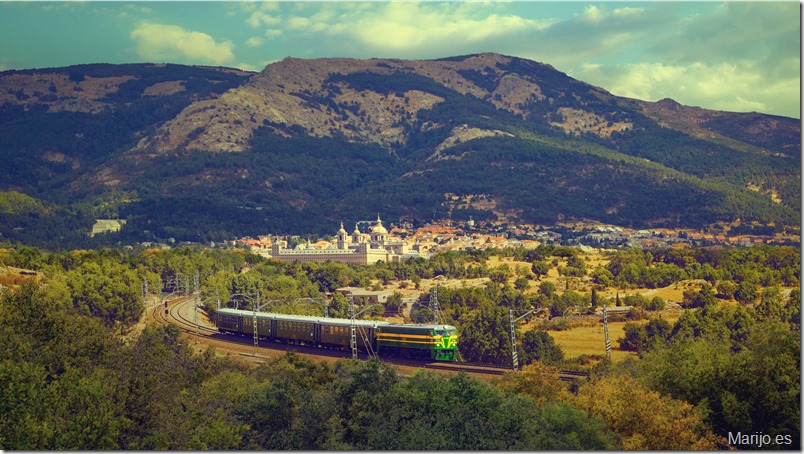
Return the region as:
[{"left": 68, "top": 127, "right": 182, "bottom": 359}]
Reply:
[
  {"left": 0, "top": 242, "right": 799, "bottom": 450},
  {"left": 1, "top": 279, "right": 622, "bottom": 450}
]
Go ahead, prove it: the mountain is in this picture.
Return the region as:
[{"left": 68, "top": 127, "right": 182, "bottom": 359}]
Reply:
[{"left": 0, "top": 54, "right": 799, "bottom": 246}]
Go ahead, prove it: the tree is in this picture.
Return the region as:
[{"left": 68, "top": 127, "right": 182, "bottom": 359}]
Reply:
[
  {"left": 639, "top": 322, "right": 801, "bottom": 449},
  {"left": 538, "top": 281, "right": 557, "bottom": 299},
  {"left": 328, "top": 292, "right": 349, "bottom": 318},
  {"left": 572, "top": 375, "right": 724, "bottom": 450},
  {"left": 619, "top": 319, "right": 671, "bottom": 353},
  {"left": 494, "top": 362, "right": 567, "bottom": 407},
  {"left": 591, "top": 266, "right": 614, "bottom": 287},
  {"left": 716, "top": 280, "right": 738, "bottom": 299},
  {"left": 783, "top": 288, "right": 800, "bottom": 330},
  {"left": 457, "top": 302, "right": 512, "bottom": 365},
  {"left": 531, "top": 261, "right": 549, "bottom": 280},
  {"left": 681, "top": 283, "right": 716, "bottom": 309},
  {"left": 734, "top": 281, "right": 758, "bottom": 304},
  {"left": 754, "top": 286, "right": 783, "bottom": 322},
  {"left": 520, "top": 330, "right": 564, "bottom": 366},
  {"left": 488, "top": 268, "right": 509, "bottom": 286},
  {"left": 648, "top": 296, "right": 666, "bottom": 311},
  {"left": 66, "top": 260, "right": 143, "bottom": 328},
  {"left": 385, "top": 291, "right": 404, "bottom": 313}
]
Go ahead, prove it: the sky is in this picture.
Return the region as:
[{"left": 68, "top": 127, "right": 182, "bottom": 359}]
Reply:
[{"left": 0, "top": 1, "right": 800, "bottom": 118}]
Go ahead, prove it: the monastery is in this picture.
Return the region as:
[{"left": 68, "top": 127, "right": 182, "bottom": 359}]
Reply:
[{"left": 270, "top": 215, "right": 430, "bottom": 265}]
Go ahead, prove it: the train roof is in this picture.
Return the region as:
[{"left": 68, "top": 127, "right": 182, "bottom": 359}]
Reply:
[
  {"left": 382, "top": 323, "right": 458, "bottom": 330},
  {"left": 216, "top": 308, "right": 456, "bottom": 331},
  {"left": 215, "top": 308, "right": 390, "bottom": 327}
]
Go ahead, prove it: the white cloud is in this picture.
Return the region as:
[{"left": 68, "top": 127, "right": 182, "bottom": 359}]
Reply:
[
  {"left": 244, "top": 2, "right": 553, "bottom": 56},
  {"left": 347, "top": 3, "right": 551, "bottom": 49},
  {"left": 233, "top": 61, "right": 261, "bottom": 73},
  {"left": 247, "top": 10, "right": 281, "bottom": 28},
  {"left": 130, "top": 22, "right": 235, "bottom": 65},
  {"left": 613, "top": 7, "right": 645, "bottom": 18},
  {"left": 577, "top": 5, "right": 605, "bottom": 23},
  {"left": 606, "top": 62, "right": 689, "bottom": 101},
  {"left": 573, "top": 60, "right": 798, "bottom": 117},
  {"left": 245, "top": 36, "right": 263, "bottom": 47}
]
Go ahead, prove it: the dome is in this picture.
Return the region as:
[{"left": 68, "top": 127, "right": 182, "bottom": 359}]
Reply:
[
  {"left": 371, "top": 214, "right": 388, "bottom": 234},
  {"left": 337, "top": 221, "right": 347, "bottom": 235}
]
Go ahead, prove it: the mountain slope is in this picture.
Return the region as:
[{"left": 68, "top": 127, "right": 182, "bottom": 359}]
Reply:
[{"left": 0, "top": 54, "right": 799, "bottom": 245}]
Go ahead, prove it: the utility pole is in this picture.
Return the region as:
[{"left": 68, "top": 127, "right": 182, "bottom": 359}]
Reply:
[
  {"left": 349, "top": 294, "right": 358, "bottom": 359},
  {"left": 509, "top": 309, "right": 519, "bottom": 371},
  {"left": 193, "top": 273, "right": 199, "bottom": 343},
  {"left": 431, "top": 286, "right": 442, "bottom": 325},
  {"left": 603, "top": 305, "right": 611, "bottom": 360},
  {"left": 509, "top": 309, "right": 534, "bottom": 372},
  {"left": 253, "top": 292, "right": 260, "bottom": 356}
]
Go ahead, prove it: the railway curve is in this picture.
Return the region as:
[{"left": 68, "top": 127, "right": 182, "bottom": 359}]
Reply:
[{"left": 152, "top": 296, "right": 589, "bottom": 381}]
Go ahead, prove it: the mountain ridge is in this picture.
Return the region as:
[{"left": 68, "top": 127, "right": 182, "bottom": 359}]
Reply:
[{"left": 0, "top": 53, "right": 799, "bottom": 246}]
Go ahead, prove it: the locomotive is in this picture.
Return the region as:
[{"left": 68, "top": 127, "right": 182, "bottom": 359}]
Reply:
[{"left": 215, "top": 308, "right": 459, "bottom": 361}]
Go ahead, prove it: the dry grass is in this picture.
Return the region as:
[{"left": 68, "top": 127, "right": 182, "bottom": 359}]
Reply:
[{"left": 548, "top": 321, "right": 637, "bottom": 362}]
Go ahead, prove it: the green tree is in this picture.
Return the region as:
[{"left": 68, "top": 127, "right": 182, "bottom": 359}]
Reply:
[
  {"left": 457, "top": 302, "right": 512, "bottom": 365},
  {"left": 734, "top": 281, "right": 758, "bottom": 304},
  {"left": 513, "top": 276, "right": 530, "bottom": 292},
  {"left": 520, "top": 330, "right": 564, "bottom": 366},
  {"left": 754, "top": 285, "right": 784, "bottom": 322},
  {"left": 716, "top": 280, "right": 738, "bottom": 299},
  {"left": 531, "top": 260, "right": 550, "bottom": 280},
  {"left": 681, "top": 283, "right": 716, "bottom": 309},
  {"left": 619, "top": 319, "right": 672, "bottom": 353},
  {"left": 591, "top": 266, "right": 614, "bottom": 287},
  {"left": 783, "top": 289, "right": 800, "bottom": 330},
  {"left": 639, "top": 322, "right": 800, "bottom": 449},
  {"left": 66, "top": 260, "right": 143, "bottom": 327},
  {"left": 385, "top": 291, "right": 404, "bottom": 313}
]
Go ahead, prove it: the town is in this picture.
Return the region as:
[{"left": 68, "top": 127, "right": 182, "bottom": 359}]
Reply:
[{"left": 230, "top": 216, "right": 800, "bottom": 264}]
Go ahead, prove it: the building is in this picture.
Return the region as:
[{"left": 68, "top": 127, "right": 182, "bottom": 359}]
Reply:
[
  {"left": 270, "top": 215, "right": 430, "bottom": 265},
  {"left": 90, "top": 219, "right": 126, "bottom": 237},
  {"left": 335, "top": 287, "right": 394, "bottom": 305}
]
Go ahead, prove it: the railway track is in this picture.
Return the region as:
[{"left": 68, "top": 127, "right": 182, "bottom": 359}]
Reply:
[{"left": 152, "top": 296, "right": 590, "bottom": 380}]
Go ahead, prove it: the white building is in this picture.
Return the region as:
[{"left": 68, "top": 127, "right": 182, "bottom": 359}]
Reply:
[{"left": 270, "top": 215, "right": 429, "bottom": 265}]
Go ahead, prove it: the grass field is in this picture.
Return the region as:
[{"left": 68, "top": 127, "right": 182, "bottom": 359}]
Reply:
[{"left": 521, "top": 310, "right": 683, "bottom": 363}]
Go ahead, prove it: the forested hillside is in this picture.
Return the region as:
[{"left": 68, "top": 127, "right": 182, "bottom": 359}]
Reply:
[{"left": 0, "top": 54, "right": 799, "bottom": 246}]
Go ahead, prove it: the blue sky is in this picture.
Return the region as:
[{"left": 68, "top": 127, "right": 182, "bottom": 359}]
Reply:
[{"left": 0, "top": 1, "right": 799, "bottom": 118}]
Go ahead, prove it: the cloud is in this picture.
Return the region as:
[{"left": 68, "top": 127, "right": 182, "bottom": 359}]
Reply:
[
  {"left": 247, "top": 10, "right": 281, "bottom": 28},
  {"left": 130, "top": 22, "right": 235, "bottom": 65},
  {"left": 515, "top": 2, "right": 799, "bottom": 118},
  {"left": 245, "top": 36, "right": 263, "bottom": 47},
  {"left": 574, "top": 60, "right": 799, "bottom": 117},
  {"left": 244, "top": 2, "right": 555, "bottom": 58},
  {"left": 230, "top": 2, "right": 798, "bottom": 117}
]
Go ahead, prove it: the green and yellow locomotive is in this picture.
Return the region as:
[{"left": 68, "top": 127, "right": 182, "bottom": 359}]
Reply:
[
  {"left": 215, "top": 308, "right": 459, "bottom": 361},
  {"left": 376, "top": 324, "right": 459, "bottom": 361}
]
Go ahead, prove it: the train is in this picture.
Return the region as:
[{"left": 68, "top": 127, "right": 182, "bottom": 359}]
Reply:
[{"left": 215, "top": 308, "right": 459, "bottom": 361}]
